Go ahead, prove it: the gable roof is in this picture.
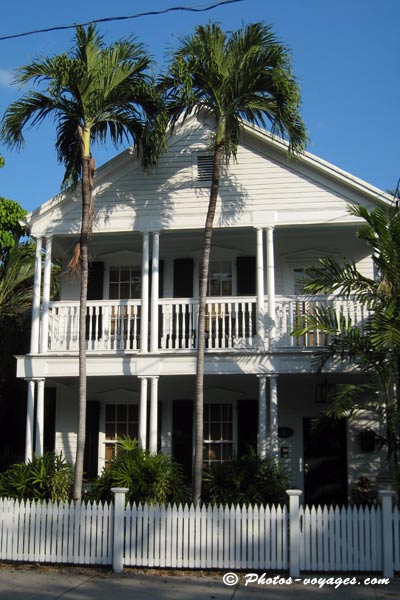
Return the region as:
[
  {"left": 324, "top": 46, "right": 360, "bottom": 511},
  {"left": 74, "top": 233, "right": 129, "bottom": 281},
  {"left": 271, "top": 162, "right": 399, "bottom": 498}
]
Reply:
[{"left": 23, "top": 114, "right": 393, "bottom": 236}]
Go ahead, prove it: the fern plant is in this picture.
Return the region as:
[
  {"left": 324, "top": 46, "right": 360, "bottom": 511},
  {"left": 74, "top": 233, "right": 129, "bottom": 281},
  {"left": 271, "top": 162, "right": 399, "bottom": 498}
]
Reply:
[
  {"left": 89, "top": 436, "right": 187, "bottom": 505},
  {"left": 0, "top": 452, "right": 73, "bottom": 502}
]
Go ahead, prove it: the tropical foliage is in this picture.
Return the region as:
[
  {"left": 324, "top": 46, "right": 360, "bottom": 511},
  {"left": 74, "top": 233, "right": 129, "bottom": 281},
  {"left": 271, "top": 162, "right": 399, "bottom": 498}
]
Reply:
[
  {"left": 203, "top": 453, "right": 289, "bottom": 505},
  {"left": 292, "top": 204, "right": 400, "bottom": 477},
  {"left": 0, "top": 198, "right": 27, "bottom": 265},
  {"left": 88, "top": 437, "right": 187, "bottom": 505},
  {"left": 0, "top": 183, "right": 32, "bottom": 467},
  {"left": 1, "top": 25, "right": 165, "bottom": 500},
  {"left": 0, "top": 452, "right": 74, "bottom": 502},
  {"left": 164, "top": 22, "right": 307, "bottom": 503}
]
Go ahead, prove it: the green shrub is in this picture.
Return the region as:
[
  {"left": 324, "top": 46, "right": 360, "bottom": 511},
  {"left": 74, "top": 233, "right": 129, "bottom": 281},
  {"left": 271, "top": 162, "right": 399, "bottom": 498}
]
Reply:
[
  {"left": 88, "top": 437, "right": 187, "bottom": 505},
  {"left": 350, "top": 477, "right": 377, "bottom": 506},
  {"left": 0, "top": 452, "right": 73, "bottom": 502},
  {"left": 203, "top": 453, "right": 289, "bottom": 506}
]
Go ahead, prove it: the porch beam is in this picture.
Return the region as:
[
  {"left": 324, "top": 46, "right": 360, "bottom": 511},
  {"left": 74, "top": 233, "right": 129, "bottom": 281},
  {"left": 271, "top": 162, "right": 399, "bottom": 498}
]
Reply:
[
  {"left": 256, "top": 228, "right": 265, "bottom": 344},
  {"left": 140, "top": 233, "right": 149, "bottom": 353},
  {"left": 150, "top": 232, "right": 160, "bottom": 353},
  {"left": 149, "top": 376, "right": 159, "bottom": 454},
  {"left": 265, "top": 226, "right": 276, "bottom": 344},
  {"left": 30, "top": 237, "right": 42, "bottom": 354},
  {"left": 139, "top": 377, "right": 148, "bottom": 449},
  {"left": 40, "top": 237, "right": 52, "bottom": 353}
]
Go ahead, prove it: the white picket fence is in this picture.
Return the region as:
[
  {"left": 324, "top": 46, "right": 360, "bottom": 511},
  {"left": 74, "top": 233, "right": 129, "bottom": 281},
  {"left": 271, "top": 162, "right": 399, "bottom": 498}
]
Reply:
[
  {"left": 0, "top": 489, "right": 398, "bottom": 576},
  {"left": 0, "top": 498, "right": 113, "bottom": 565},
  {"left": 124, "top": 502, "right": 287, "bottom": 569}
]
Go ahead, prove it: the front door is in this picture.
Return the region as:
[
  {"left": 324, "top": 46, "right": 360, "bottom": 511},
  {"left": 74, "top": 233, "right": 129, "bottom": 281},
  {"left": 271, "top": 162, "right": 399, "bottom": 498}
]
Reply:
[{"left": 303, "top": 417, "right": 347, "bottom": 505}]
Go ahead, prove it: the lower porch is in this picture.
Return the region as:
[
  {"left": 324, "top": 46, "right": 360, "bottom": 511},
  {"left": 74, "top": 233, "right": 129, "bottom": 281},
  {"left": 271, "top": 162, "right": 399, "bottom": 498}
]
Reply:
[{"left": 30, "top": 373, "right": 383, "bottom": 505}]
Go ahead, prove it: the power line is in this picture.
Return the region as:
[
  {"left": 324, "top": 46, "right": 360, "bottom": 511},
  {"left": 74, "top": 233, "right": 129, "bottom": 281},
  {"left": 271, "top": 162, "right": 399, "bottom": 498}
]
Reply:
[{"left": 0, "top": 1, "right": 243, "bottom": 42}]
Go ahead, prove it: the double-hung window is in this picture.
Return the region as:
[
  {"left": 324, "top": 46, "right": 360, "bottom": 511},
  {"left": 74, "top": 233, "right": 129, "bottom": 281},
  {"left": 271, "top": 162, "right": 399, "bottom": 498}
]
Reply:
[
  {"left": 203, "top": 403, "right": 234, "bottom": 467},
  {"left": 104, "top": 404, "right": 138, "bottom": 465}
]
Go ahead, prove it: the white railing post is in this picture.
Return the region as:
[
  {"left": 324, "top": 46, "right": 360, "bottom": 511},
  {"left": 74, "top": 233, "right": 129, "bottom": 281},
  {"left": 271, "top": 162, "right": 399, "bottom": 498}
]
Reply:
[
  {"left": 141, "top": 232, "right": 149, "bottom": 353},
  {"left": 379, "top": 489, "right": 396, "bottom": 578},
  {"left": 287, "top": 489, "right": 302, "bottom": 577},
  {"left": 40, "top": 236, "right": 52, "bottom": 353},
  {"left": 30, "top": 237, "right": 42, "bottom": 353},
  {"left": 111, "top": 487, "right": 128, "bottom": 573}
]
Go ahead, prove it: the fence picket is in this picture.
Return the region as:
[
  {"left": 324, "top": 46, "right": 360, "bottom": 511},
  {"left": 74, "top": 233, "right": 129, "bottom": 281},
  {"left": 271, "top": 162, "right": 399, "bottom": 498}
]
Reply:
[
  {"left": 188, "top": 504, "right": 195, "bottom": 568},
  {"left": 159, "top": 504, "right": 166, "bottom": 568},
  {"left": 0, "top": 494, "right": 395, "bottom": 574},
  {"left": 234, "top": 505, "right": 242, "bottom": 569}
]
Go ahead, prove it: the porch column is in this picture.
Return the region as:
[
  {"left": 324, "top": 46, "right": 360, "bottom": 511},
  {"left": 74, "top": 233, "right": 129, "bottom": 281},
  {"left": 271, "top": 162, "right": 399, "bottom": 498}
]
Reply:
[
  {"left": 150, "top": 232, "right": 160, "bottom": 352},
  {"left": 161, "top": 399, "right": 172, "bottom": 456},
  {"left": 268, "top": 375, "right": 279, "bottom": 462},
  {"left": 256, "top": 228, "right": 265, "bottom": 344},
  {"left": 35, "top": 378, "right": 45, "bottom": 457},
  {"left": 149, "top": 376, "right": 159, "bottom": 454},
  {"left": 139, "top": 377, "right": 148, "bottom": 449},
  {"left": 30, "top": 237, "right": 43, "bottom": 353},
  {"left": 257, "top": 375, "right": 267, "bottom": 458},
  {"left": 140, "top": 232, "right": 149, "bottom": 352},
  {"left": 25, "top": 379, "right": 35, "bottom": 463},
  {"left": 40, "top": 236, "right": 52, "bottom": 353},
  {"left": 266, "top": 226, "right": 276, "bottom": 344}
]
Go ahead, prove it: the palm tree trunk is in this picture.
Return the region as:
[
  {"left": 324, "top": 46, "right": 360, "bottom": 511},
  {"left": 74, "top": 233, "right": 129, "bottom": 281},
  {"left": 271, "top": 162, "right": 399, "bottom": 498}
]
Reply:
[
  {"left": 73, "top": 155, "right": 91, "bottom": 501},
  {"left": 193, "top": 138, "right": 225, "bottom": 506}
]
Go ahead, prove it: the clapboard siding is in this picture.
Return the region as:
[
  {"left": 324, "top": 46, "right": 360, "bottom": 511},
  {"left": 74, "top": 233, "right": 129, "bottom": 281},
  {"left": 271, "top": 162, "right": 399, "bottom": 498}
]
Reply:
[
  {"left": 55, "top": 388, "right": 77, "bottom": 465},
  {"left": 28, "top": 115, "right": 385, "bottom": 237}
]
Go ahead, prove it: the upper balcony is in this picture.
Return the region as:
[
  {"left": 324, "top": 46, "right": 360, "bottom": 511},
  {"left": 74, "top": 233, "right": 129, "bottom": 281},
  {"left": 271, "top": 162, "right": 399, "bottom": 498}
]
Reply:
[{"left": 44, "top": 295, "right": 366, "bottom": 354}]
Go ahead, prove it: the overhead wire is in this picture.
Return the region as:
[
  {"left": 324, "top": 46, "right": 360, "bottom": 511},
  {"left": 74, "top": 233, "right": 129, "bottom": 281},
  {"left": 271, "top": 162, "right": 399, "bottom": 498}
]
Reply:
[{"left": 0, "top": 1, "right": 243, "bottom": 42}]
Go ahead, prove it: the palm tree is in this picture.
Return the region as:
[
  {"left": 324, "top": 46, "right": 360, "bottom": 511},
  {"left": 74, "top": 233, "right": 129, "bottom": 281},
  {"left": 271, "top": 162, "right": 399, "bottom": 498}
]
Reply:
[
  {"left": 164, "top": 22, "right": 307, "bottom": 504},
  {"left": 0, "top": 246, "right": 34, "bottom": 319},
  {"left": 292, "top": 204, "right": 400, "bottom": 472},
  {"left": 1, "top": 25, "right": 164, "bottom": 500}
]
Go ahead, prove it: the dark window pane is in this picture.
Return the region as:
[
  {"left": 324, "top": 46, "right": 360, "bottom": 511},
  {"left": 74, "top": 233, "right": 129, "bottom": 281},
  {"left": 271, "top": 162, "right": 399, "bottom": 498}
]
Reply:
[
  {"left": 128, "top": 405, "right": 138, "bottom": 421},
  {"left": 222, "top": 422, "right": 233, "bottom": 440},
  {"left": 117, "top": 405, "right": 127, "bottom": 421},
  {"left": 109, "top": 268, "right": 119, "bottom": 282},
  {"left": 221, "top": 404, "right": 232, "bottom": 420},
  {"left": 210, "top": 422, "right": 220, "bottom": 439},
  {"left": 210, "top": 405, "right": 220, "bottom": 421},
  {"left": 120, "top": 283, "right": 130, "bottom": 299},
  {"left": 106, "top": 405, "right": 115, "bottom": 421},
  {"left": 105, "top": 422, "right": 115, "bottom": 439},
  {"left": 109, "top": 284, "right": 119, "bottom": 300},
  {"left": 116, "top": 422, "right": 126, "bottom": 437}
]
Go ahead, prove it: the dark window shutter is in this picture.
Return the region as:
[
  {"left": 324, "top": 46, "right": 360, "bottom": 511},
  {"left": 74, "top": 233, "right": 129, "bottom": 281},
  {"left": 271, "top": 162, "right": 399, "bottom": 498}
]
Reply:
[
  {"left": 237, "top": 399, "right": 258, "bottom": 456},
  {"left": 44, "top": 387, "right": 56, "bottom": 453},
  {"left": 236, "top": 256, "right": 256, "bottom": 295},
  {"left": 88, "top": 262, "right": 104, "bottom": 300},
  {"left": 84, "top": 401, "right": 100, "bottom": 479},
  {"left": 174, "top": 258, "right": 194, "bottom": 297},
  {"left": 172, "top": 400, "right": 193, "bottom": 480}
]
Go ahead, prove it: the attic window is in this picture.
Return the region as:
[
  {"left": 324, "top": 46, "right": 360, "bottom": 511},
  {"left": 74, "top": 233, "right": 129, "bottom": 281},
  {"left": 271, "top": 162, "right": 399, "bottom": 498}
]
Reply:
[{"left": 197, "top": 155, "right": 214, "bottom": 182}]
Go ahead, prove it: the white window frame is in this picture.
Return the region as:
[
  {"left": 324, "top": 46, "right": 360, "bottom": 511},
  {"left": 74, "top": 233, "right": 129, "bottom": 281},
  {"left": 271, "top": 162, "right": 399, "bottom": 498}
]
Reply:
[{"left": 201, "top": 400, "right": 238, "bottom": 468}]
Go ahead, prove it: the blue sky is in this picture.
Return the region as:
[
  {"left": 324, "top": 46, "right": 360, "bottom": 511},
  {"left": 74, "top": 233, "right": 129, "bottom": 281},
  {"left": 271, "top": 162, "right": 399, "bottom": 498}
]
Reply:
[{"left": 0, "top": 0, "right": 399, "bottom": 212}]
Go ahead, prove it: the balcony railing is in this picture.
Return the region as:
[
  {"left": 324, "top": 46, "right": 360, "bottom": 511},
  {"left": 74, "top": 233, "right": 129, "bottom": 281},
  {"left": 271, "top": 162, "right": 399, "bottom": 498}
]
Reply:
[
  {"left": 45, "top": 295, "right": 366, "bottom": 353},
  {"left": 47, "top": 300, "right": 141, "bottom": 352}
]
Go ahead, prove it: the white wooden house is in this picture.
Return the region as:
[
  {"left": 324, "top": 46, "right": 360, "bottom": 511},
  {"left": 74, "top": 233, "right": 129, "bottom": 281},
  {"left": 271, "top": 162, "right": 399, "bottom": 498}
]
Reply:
[{"left": 17, "top": 114, "right": 391, "bottom": 504}]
